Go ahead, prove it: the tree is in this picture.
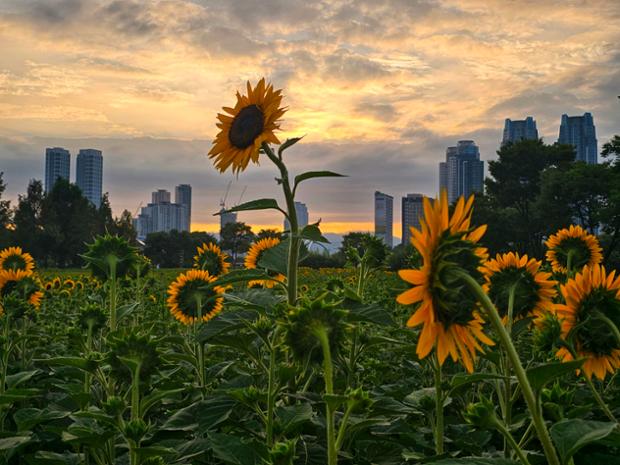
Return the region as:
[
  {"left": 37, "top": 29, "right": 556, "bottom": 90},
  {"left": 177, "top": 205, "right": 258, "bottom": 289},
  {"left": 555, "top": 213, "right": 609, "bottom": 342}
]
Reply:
[
  {"left": 220, "top": 222, "right": 255, "bottom": 266},
  {"left": 13, "top": 180, "right": 46, "bottom": 262},
  {"left": 256, "top": 228, "right": 282, "bottom": 240},
  {"left": 0, "top": 172, "right": 12, "bottom": 248},
  {"left": 485, "top": 139, "right": 575, "bottom": 256},
  {"left": 96, "top": 193, "right": 116, "bottom": 236},
  {"left": 340, "top": 232, "right": 388, "bottom": 268},
  {"left": 41, "top": 178, "right": 98, "bottom": 267},
  {"left": 113, "top": 209, "right": 137, "bottom": 244}
]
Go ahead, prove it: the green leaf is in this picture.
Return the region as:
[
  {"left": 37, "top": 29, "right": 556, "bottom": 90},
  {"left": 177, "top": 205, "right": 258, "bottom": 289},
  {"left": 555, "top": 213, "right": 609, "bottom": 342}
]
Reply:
[
  {"left": 294, "top": 170, "right": 346, "bottom": 190},
  {"left": 208, "top": 433, "right": 269, "bottom": 465},
  {"left": 117, "top": 302, "right": 138, "bottom": 323},
  {"left": 14, "top": 408, "right": 70, "bottom": 431},
  {"left": 276, "top": 403, "right": 314, "bottom": 434},
  {"left": 135, "top": 446, "right": 176, "bottom": 458},
  {"left": 526, "top": 360, "right": 584, "bottom": 392},
  {"left": 140, "top": 388, "right": 185, "bottom": 417},
  {"left": 449, "top": 373, "right": 507, "bottom": 394},
  {"left": 39, "top": 357, "right": 99, "bottom": 372},
  {"left": 257, "top": 239, "right": 289, "bottom": 275},
  {"left": 162, "top": 397, "right": 236, "bottom": 432},
  {"left": 278, "top": 137, "right": 303, "bottom": 156},
  {"left": 0, "top": 388, "right": 41, "bottom": 405},
  {"left": 0, "top": 435, "right": 32, "bottom": 450},
  {"left": 424, "top": 458, "right": 519, "bottom": 464},
  {"left": 6, "top": 370, "right": 39, "bottom": 389},
  {"left": 207, "top": 269, "right": 275, "bottom": 289},
  {"left": 216, "top": 198, "right": 281, "bottom": 215},
  {"left": 27, "top": 451, "right": 84, "bottom": 465},
  {"left": 197, "top": 309, "right": 259, "bottom": 343},
  {"left": 550, "top": 419, "right": 618, "bottom": 465},
  {"left": 346, "top": 303, "right": 394, "bottom": 326},
  {"left": 298, "top": 223, "right": 329, "bottom": 243}
]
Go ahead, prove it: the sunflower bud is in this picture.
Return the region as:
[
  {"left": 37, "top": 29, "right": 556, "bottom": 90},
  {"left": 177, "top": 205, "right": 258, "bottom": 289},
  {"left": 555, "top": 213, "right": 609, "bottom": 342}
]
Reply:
[
  {"left": 463, "top": 397, "right": 498, "bottom": 429},
  {"left": 269, "top": 438, "right": 297, "bottom": 465},
  {"left": 81, "top": 234, "right": 140, "bottom": 281},
  {"left": 541, "top": 383, "right": 572, "bottom": 421},
  {"left": 284, "top": 294, "right": 348, "bottom": 364},
  {"left": 123, "top": 418, "right": 149, "bottom": 443},
  {"left": 346, "top": 387, "right": 372, "bottom": 413},
  {"left": 107, "top": 331, "right": 160, "bottom": 386},
  {"left": 103, "top": 396, "right": 126, "bottom": 416},
  {"left": 79, "top": 305, "right": 107, "bottom": 332}
]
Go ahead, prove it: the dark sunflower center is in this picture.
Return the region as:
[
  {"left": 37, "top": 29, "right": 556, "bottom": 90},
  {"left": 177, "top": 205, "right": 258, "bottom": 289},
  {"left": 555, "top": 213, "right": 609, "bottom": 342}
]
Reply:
[
  {"left": 229, "top": 104, "right": 264, "bottom": 149},
  {"left": 575, "top": 288, "right": 620, "bottom": 356},
  {"left": 554, "top": 237, "right": 592, "bottom": 269},
  {"left": 177, "top": 280, "right": 219, "bottom": 319},
  {"left": 3, "top": 255, "right": 26, "bottom": 271},
  {"left": 431, "top": 231, "right": 485, "bottom": 327},
  {"left": 488, "top": 266, "right": 540, "bottom": 319},
  {"left": 199, "top": 250, "right": 223, "bottom": 276}
]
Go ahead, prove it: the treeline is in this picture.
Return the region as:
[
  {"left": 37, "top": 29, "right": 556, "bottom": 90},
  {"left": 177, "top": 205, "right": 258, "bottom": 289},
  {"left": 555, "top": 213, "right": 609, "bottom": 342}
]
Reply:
[{"left": 0, "top": 178, "right": 134, "bottom": 267}]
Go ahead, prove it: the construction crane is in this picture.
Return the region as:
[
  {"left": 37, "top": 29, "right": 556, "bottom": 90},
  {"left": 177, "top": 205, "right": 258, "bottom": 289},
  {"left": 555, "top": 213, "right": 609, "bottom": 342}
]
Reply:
[
  {"left": 133, "top": 202, "right": 143, "bottom": 218},
  {"left": 220, "top": 180, "right": 232, "bottom": 209},
  {"left": 236, "top": 186, "right": 247, "bottom": 206}
]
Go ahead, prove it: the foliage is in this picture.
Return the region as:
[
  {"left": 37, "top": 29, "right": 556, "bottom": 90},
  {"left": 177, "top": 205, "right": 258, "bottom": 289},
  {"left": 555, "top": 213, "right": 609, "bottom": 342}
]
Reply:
[{"left": 143, "top": 230, "right": 218, "bottom": 268}]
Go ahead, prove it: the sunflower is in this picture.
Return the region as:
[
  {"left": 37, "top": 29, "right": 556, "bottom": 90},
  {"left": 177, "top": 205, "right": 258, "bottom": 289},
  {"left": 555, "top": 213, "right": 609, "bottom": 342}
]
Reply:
[
  {"left": 0, "top": 247, "right": 35, "bottom": 272},
  {"left": 483, "top": 252, "right": 557, "bottom": 324},
  {"left": 64, "top": 279, "right": 76, "bottom": 290},
  {"left": 556, "top": 264, "right": 620, "bottom": 380},
  {"left": 545, "top": 225, "right": 602, "bottom": 274},
  {"left": 52, "top": 277, "right": 62, "bottom": 289},
  {"left": 0, "top": 269, "right": 44, "bottom": 310},
  {"left": 208, "top": 78, "right": 286, "bottom": 174},
  {"left": 166, "top": 270, "right": 225, "bottom": 325},
  {"left": 44, "top": 281, "right": 53, "bottom": 291},
  {"left": 193, "top": 242, "right": 230, "bottom": 277},
  {"left": 396, "top": 192, "right": 493, "bottom": 373},
  {"left": 244, "top": 237, "right": 285, "bottom": 289}
]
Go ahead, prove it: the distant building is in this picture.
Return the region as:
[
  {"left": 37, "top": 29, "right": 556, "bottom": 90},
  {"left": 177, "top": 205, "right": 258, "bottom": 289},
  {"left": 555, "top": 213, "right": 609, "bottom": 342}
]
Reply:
[
  {"left": 502, "top": 117, "right": 538, "bottom": 145},
  {"left": 284, "top": 202, "right": 309, "bottom": 231},
  {"left": 558, "top": 112, "right": 597, "bottom": 164},
  {"left": 219, "top": 209, "right": 237, "bottom": 232},
  {"left": 45, "top": 147, "right": 70, "bottom": 193},
  {"left": 374, "top": 191, "right": 393, "bottom": 248},
  {"left": 401, "top": 193, "right": 425, "bottom": 246},
  {"left": 439, "top": 140, "right": 484, "bottom": 203},
  {"left": 76, "top": 149, "right": 103, "bottom": 208},
  {"left": 134, "top": 188, "right": 190, "bottom": 240},
  {"left": 175, "top": 184, "right": 192, "bottom": 231}
]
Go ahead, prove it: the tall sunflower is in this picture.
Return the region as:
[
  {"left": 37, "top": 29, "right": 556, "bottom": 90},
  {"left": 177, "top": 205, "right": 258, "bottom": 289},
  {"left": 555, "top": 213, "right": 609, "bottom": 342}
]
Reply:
[
  {"left": 556, "top": 264, "right": 620, "bottom": 380},
  {"left": 0, "top": 269, "right": 44, "bottom": 311},
  {"left": 545, "top": 225, "right": 602, "bottom": 274},
  {"left": 483, "top": 252, "right": 557, "bottom": 323},
  {"left": 396, "top": 192, "right": 493, "bottom": 373},
  {"left": 193, "top": 242, "right": 230, "bottom": 277},
  {"left": 0, "top": 247, "right": 35, "bottom": 273},
  {"left": 166, "top": 270, "right": 225, "bottom": 325},
  {"left": 208, "top": 78, "right": 286, "bottom": 174},
  {"left": 244, "top": 237, "right": 285, "bottom": 289}
]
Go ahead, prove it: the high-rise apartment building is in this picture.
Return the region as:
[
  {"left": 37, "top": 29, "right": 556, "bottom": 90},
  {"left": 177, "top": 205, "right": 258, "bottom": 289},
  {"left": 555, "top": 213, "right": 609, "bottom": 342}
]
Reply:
[
  {"left": 558, "top": 113, "right": 597, "bottom": 164},
  {"left": 284, "top": 202, "right": 309, "bottom": 231},
  {"left": 175, "top": 184, "right": 192, "bottom": 231},
  {"left": 401, "top": 193, "right": 425, "bottom": 246},
  {"left": 44, "top": 147, "right": 70, "bottom": 193},
  {"left": 502, "top": 117, "right": 538, "bottom": 145},
  {"left": 76, "top": 149, "right": 103, "bottom": 208},
  {"left": 374, "top": 191, "right": 393, "bottom": 248},
  {"left": 219, "top": 209, "right": 237, "bottom": 232},
  {"left": 134, "top": 188, "right": 190, "bottom": 240},
  {"left": 439, "top": 140, "right": 484, "bottom": 203}
]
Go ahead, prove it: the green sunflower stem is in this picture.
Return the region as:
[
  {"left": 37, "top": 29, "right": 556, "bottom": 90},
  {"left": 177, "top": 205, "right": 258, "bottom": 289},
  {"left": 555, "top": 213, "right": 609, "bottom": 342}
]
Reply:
[
  {"left": 266, "top": 326, "right": 282, "bottom": 447},
  {"left": 262, "top": 142, "right": 299, "bottom": 306},
  {"left": 493, "top": 419, "right": 532, "bottom": 465},
  {"left": 316, "top": 326, "right": 337, "bottom": 465},
  {"left": 593, "top": 311, "right": 620, "bottom": 348},
  {"left": 195, "top": 296, "right": 206, "bottom": 395},
  {"left": 432, "top": 357, "right": 445, "bottom": 455},
  {"left": 457, "top": 272, "right": 561, "bottom": 465},
  {"left": 109, "top": 272, "right": 118, "bottom": 332},
  {"left": 584, "top": 375, "right": 617, "bottom": 422}
]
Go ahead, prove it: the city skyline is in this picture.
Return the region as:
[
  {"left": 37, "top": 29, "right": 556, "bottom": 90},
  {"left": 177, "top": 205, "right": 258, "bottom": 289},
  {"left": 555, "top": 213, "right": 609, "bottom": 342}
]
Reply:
[{"left": 1, "top": 0, "right": 618, "bottom": 235}]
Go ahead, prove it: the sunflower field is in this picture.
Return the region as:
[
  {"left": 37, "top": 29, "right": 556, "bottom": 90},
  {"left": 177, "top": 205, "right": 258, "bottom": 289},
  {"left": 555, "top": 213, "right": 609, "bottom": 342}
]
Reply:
[{"left": 0, "top": 79, "right": 619, "bottom": 465}]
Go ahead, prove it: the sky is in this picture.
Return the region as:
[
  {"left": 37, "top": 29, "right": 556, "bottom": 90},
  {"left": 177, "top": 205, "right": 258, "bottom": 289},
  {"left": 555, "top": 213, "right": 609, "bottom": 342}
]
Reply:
[{"left": 1, "top": 0, "right": 619, "bottom": 238}]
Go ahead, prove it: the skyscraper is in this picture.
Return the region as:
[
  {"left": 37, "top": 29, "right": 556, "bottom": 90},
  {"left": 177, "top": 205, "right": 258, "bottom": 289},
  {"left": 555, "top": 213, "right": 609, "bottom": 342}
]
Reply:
[
  {"left": 219, "top": 209, "right": 237, "bottom": 232},
  {"left": 175, "top": 184, "right": 192, "bottom": 231},
  {"left": 44, "top": 147, "right": 70, "bottom": 193},
  {"left": 134, "top": 188, "right": 190, "bottom": 240},
  {"left": 502, "top": 117, "right": 538, "bottom": 145},
  {"left": 401, "top": 193, "right": 425, "bottom": 246},
  {"left": 374, "top": 191, "right": 393, "bottom": 248},
  {"left": 558, "top": 113, "right": 597, "bottom": 164},
  {"left": 439, "top": 140, "right": 484, "bottom": 203},
  {"left": 284, "top": 202, "right": 309, "bottom": 231},
  {"left": 76, "top": 149, "right": 103, "bottom": 208}
]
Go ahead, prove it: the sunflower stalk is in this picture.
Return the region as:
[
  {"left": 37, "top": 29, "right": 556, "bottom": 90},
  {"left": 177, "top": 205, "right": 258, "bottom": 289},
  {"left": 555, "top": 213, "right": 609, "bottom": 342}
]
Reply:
[
  {"left": 316, "top": 326, "right": 338, "bottom": 465},
  {"left": 457, "top": 271, "right": 561, "bottom": 465},
  {"left": 584, "top": 375, "right": 617, "bottom": 422},
  {"left": 493, "top": 418, "right": 532, "bottom": 465},
  {"left": 265, "top": 326, "right": 281, "bottom": 447},
  {"left": 432, "top": 356, "right": 445, "bottom": 455},
  {"left": 262, "top": 142, "right": 300, "bottom": 306}
]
